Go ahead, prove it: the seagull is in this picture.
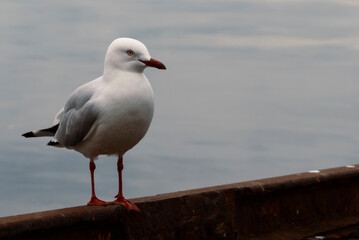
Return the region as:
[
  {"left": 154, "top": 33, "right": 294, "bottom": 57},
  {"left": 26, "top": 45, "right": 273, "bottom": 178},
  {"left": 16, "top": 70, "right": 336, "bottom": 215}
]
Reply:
[{"left": 22, "top": 38, "right": 166, "bottom": 212}]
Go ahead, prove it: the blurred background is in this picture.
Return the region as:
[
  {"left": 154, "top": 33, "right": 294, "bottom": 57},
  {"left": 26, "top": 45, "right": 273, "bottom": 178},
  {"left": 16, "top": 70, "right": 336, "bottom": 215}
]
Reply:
[{"left": 1, "top": 0, "right": 359, "bottom": 217}]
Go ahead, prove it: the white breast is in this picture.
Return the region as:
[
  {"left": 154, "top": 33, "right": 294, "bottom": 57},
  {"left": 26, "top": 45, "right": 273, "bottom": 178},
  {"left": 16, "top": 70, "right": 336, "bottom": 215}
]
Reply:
[{"left": 74, "top": 73, "right": 154, "bottom": 159}]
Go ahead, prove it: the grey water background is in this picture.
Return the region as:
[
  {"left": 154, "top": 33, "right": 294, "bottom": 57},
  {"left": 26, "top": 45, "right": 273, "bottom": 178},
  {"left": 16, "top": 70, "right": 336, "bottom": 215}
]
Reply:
[{"left": 1, "top": 0, "right": 359, "bottom": 217}]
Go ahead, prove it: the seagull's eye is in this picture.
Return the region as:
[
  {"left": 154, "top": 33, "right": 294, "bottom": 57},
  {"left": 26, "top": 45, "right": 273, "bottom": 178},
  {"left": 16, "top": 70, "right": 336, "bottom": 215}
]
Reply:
[{"left": 127, "top": 50, "right": 134, "bottom": 56}]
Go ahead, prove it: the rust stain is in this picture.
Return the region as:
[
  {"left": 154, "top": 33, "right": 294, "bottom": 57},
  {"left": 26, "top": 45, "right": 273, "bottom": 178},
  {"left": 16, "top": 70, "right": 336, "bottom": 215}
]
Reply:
[
  {"left": 326, "top": 233, "right": 341, "bottom": 239},
  {"left": 98, "top": 232, "right": 111, "bottom": 240}
]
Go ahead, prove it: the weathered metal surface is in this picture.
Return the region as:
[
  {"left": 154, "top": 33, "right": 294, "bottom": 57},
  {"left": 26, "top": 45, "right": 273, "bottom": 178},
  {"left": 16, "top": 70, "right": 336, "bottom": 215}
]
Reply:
[
  {"left": 303, "top": 222, "right": 359, "bottom": 239},
  {"left": 1, "top": 165, "right": 359, "bottom": 239}
]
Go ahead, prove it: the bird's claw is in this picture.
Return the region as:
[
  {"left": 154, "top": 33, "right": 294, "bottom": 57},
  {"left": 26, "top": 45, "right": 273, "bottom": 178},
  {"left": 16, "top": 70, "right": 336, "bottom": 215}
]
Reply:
[
  {"left": 109, "top": 197, "right": 141, "bottom": 212},
  {"left": 87, "top": 196, "right": 107, "bottom": 206}
]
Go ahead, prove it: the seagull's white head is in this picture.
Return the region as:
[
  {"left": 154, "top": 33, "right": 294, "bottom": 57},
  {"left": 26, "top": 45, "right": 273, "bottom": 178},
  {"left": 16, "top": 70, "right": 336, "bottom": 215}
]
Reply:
[{"left": 104, "top": 38, "right": 166, "bottom": 75}]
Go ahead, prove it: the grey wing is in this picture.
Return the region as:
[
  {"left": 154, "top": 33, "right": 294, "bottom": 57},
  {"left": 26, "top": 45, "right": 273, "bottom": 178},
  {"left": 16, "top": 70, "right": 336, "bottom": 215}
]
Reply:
[
  {"left": 53, "top": 107, "right": 64, "bottom": 125},
  {"left": 55, "top": 81, "right": 100, "bottom": 147}
]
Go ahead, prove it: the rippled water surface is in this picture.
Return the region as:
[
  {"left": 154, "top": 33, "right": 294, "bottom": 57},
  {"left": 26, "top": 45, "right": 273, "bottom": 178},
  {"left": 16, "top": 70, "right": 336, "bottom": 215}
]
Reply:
[{"left": 1, "top": 0, "right": 359, "bottom": 216}]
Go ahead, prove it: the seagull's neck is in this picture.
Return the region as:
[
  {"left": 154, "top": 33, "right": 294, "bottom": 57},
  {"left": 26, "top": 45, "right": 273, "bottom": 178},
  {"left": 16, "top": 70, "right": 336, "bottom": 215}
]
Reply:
[{"left": 103, "top": 67, "right": 144, "bottom": 81}]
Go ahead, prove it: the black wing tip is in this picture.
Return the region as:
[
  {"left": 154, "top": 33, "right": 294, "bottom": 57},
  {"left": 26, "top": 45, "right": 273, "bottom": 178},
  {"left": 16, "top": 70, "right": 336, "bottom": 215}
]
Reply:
[
  {"left": 47, "top": 140, "right": 60, "bottom": 146},
  {"left": 22, "top": 131, "right": 35, "bottom": 138}
]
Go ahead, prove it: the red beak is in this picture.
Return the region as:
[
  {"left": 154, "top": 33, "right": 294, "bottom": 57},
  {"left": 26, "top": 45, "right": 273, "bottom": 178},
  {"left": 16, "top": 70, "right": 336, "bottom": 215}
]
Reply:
[{"left": 140, "top": 58, "right": 166, "bottom": 70}]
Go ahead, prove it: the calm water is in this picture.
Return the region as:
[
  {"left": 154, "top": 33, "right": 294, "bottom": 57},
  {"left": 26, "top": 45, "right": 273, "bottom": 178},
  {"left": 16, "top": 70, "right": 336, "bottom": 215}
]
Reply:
[{"left": 1, "top": 0, "right": 359, "bottom": 217}]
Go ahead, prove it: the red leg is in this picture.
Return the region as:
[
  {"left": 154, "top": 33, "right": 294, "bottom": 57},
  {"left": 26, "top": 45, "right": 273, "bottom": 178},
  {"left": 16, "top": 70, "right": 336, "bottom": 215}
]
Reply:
[
  {"left": 87, "top": 159, "right": 107, "bottom": 206},
  {"left": 110, "top": 156, "right": 140, "bottom": 212}
]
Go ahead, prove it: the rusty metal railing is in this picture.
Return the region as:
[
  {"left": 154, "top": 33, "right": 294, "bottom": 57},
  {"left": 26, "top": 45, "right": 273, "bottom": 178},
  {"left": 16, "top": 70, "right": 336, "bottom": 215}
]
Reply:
[{"left": 1, "top": 165, "right": 359, "bottom": 240}]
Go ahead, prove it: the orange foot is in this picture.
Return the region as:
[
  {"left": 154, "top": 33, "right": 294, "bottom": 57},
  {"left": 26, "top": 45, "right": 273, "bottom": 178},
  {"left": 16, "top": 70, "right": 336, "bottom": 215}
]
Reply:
[
  {"left": 87, "top": 196, "right": 107, "bottom": 206},
  {"left": 109, "top": 197, "right": 140, "bottom": 212}
]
